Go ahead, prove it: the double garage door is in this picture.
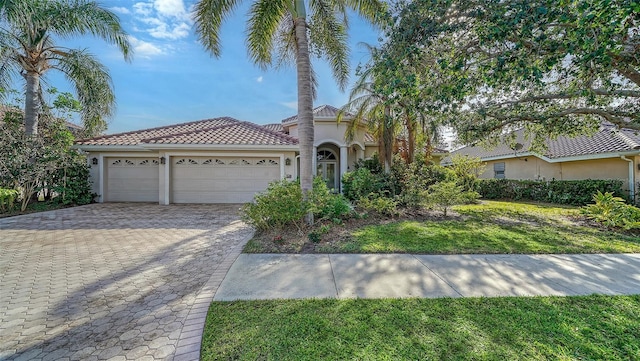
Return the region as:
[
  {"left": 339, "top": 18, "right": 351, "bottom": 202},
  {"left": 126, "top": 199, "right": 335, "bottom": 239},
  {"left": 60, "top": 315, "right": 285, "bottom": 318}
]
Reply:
[{"left": 105, "top": 156, "right": 281, "bottom": 203}]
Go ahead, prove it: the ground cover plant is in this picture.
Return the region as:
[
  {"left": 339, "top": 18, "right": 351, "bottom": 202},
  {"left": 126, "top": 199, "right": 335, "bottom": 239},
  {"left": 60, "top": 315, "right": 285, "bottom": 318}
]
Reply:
[
  {"left": 202, "top": 295, "right": 640, "bottom": 361},
  {"left": 245, "top": 200, "right": 640, "bottom": 254}
]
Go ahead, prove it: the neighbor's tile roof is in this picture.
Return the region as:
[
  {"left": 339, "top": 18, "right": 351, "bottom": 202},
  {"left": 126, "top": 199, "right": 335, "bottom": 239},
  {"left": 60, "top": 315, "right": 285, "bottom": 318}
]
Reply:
[
  {"left": 444, "top": 125, "right": 640, "bottom": 163},
  {"left": 282, "top": 104, "right": 349, "bottom": 124},
  {"left": 145, "top": 121, "right": 298, "bottom": 145},
  {"left": 76, "top": 117, "right": 297, "bottom": 146}
]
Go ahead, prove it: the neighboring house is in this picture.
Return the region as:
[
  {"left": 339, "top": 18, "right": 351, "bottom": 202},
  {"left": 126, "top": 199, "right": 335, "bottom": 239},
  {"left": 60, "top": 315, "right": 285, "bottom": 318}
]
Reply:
[
  {"left": 444, "top": 124, "right": 640, "bottom": 199},
  {"left": 74, "top": 105, "right": 383, "bottom": 204}
]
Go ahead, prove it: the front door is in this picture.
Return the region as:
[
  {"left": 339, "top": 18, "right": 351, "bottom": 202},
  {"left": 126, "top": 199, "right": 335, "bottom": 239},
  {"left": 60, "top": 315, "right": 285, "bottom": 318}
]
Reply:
[{"left": 317, "top": 162, "right": 337, "bottom": 190}]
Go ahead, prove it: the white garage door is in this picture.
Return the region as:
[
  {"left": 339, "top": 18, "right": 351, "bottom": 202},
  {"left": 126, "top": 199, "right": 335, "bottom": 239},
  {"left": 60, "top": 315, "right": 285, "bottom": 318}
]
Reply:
[
  {"left": 171, "top": 156, "right": 281, "bottom": 203},
  {"left": 106, "top": 157, "right": 159, "bottom": 202}
]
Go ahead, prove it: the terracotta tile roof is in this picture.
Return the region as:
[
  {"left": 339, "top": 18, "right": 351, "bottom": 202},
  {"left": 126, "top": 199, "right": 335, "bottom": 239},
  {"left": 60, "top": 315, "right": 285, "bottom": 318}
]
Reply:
[
  {"left": 145, "top": 121, "right": 298, "bottom": 146},
  {"left": 444, "top": 124, "right": 640, "bottom": 163},
  {"left": 75, "top": 117, "right": 239, "bottom": 146},
  {"left": 262, "top": 123, "right": 284, "bottom": 133},
  {"left": 282, "top": 104, "right": 350, "bottom": 124}
]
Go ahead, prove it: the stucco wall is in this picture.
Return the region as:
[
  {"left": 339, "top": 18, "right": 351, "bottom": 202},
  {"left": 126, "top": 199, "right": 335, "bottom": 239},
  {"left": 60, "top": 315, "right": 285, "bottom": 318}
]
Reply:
[{"left": 480, "top": 156, "right": 631, "bottom": 191}]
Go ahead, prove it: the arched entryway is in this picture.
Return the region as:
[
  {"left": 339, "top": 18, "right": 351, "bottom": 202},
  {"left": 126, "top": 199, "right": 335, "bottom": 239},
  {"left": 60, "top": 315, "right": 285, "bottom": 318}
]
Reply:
[{"left": 316, "top": 148, "right": 339, "bottom": 190}]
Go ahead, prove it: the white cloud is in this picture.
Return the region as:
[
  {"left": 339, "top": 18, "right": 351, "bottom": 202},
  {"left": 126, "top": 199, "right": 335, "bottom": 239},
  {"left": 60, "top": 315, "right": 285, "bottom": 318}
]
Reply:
[
  {"left": 154, "top": 0, "right": 189, "bottom": 21},
  {"left": 110, "top": 6, "right": 130, "bottom": 14},
  {"left": 132, "top": 0, "right": 192, "bottom": 40},
  {"left": 256, "top": 76, "right": 263, "bottom": 83},
  {"left": 129, "top": 36, "right": 164, "bottom": 58},
  {"left": 148, "top": 22, "right": 190, "bottom": 40},
  {"left": 281, "top": 101, "right": 297, "bottom": 110},
  {"left": 133, "top": 2, "right": 153, "bottom": 16}
]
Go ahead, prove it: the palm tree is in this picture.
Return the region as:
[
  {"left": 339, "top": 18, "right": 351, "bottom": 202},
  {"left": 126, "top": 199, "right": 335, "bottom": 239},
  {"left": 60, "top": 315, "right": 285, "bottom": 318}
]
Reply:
[
  {"left": 339, "top": 45, "right": 396, "bottom": 172},
  {"left": 0, "top": 0, "right": 131, "bottom": 137},
  {"left": 194, "top": 0, "right": 387, "bottom": 215}
]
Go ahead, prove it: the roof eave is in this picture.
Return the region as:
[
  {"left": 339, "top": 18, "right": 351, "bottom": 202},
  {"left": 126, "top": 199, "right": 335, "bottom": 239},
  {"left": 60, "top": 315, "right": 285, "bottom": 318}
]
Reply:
[
  {"left": 139, "top": 143, "right": 300, "bottom": 151},
  {"left": 73, "top": 145, "right": 151, "bottom": 152}
]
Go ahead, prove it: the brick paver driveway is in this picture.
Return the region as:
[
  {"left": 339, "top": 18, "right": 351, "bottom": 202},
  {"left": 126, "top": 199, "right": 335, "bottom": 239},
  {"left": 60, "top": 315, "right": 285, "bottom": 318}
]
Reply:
[{"left": 0, "top": 203, "right": 252, "bottom": 361}]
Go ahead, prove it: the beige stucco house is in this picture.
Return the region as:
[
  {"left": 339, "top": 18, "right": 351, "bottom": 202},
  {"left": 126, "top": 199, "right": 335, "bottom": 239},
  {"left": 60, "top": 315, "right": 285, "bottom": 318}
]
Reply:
[
  {"left": 444, "top": 124, "right": 640, "bottom": 199},
  {"left": 75, "top": 105, "right": 381, "bottom": 204}
]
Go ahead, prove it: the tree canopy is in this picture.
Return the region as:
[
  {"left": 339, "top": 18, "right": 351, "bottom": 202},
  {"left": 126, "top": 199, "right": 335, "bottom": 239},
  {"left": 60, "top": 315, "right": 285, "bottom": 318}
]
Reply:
[{"left": 379, "top": 0, "right": 639, "bottom": 147}]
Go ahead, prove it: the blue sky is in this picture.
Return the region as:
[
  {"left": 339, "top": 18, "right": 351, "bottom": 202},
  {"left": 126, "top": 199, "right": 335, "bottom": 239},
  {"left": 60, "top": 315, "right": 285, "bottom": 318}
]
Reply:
[{"left": 40, "top": 0, "right": 382, "bottom": 134}]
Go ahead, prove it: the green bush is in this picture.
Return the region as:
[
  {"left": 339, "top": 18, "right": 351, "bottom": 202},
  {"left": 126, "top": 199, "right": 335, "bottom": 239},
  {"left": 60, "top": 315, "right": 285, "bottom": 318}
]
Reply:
[
  {"left": 50, "top": 156, "right": 94, "bottom": 205},
  {"left": 357, "top": 193, "right": 399, "bottom": 217},
  {"left": 342, "top": 168, "right": 390, "bottom": 201},
  {"left": 477, "top": 179, "right": 626, "bottom": 206},
  {"left": 391, "top": 160, "right": 454, "bottom": 207},
  {"left": 308, "top": 177, "right": 352, "bottom": 220},
  {"left": 424, "top": 181, "right": 480, "bottom": 216},
  {"left": 0, "top": 188, "right": 19, "bottom": 212},
  {"left": 581, "top": 191, "right": 640, "bottom": 229},
  {"left": 241, "top": 180, "right": 306, "bottom": 230}
]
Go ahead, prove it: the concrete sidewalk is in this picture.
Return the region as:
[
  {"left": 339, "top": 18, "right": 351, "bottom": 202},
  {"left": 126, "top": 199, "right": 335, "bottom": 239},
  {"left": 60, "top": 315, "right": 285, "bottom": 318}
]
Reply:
[{"left": 214, "top": 253, "right": 640, "bottom": 300}]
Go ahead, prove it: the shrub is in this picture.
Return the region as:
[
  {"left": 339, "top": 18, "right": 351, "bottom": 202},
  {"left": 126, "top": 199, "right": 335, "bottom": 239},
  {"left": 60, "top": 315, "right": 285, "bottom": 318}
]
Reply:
[
  {"left": 424, "top": 181, "right": 480, "bottom": 216},
  {"left": 241, "top": 180, "right": 306, "bottom": 231},
  {"left": 50, "top": 155, "right": 94, "bottom": 205},
  {"left": 357, "top": 194, "right": 399, "bottom": 217},
  {"left": 581, "top": 191, "right": 640, "bottom": 229},
  {"left": 342, "top": 168, "right": 389, "bottom": 201},
  {"left": 477, "top": 179, "right": 626, "bottom": 206},
  {"left": 449, "top": 154, "right": 486, "bottom": 192},
  {"left": 391, "top": 161, "right": 454, "bottom": 207},
  {"left": 0, "top": 188, "right": 19, "bottom": 212},
  {"left": 308, "top": 177, "right": 352, "bottom": 220}
]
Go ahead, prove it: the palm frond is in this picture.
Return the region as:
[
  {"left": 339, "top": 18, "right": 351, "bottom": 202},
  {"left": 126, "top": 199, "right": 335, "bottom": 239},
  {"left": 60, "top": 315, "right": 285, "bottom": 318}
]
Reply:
[
  {"left": 308, "top": 0, "right": 349, "bottom": 89},
  {"left": 272, "top": 13, "right": 296, "bottom": 69},
  {"left": 246, "top": 0, "right": 289, "bottom": 68},
  {"left": 194, "top": 0, "right": 243, "bottom": 57},
  {"left": 51, "top": 49, "right": 114, "bottom": 136},
  {"left": 36, "top": 0, "right": 132, "bottom": 61}
]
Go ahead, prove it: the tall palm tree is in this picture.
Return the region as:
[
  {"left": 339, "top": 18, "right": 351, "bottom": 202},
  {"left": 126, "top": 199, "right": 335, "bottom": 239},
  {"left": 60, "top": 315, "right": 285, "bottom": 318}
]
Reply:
[
  {"left": 194, "top": 0, "right": 387, "bottom": 213},
  {"left": 0, "top": 0, "right": 131, "bottom": 137}
]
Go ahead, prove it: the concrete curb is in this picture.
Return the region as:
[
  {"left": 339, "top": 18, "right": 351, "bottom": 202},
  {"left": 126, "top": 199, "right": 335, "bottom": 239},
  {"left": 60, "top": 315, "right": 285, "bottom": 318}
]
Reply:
[{"left": 173, "top": 227, "right": 254, "bottom": 361}]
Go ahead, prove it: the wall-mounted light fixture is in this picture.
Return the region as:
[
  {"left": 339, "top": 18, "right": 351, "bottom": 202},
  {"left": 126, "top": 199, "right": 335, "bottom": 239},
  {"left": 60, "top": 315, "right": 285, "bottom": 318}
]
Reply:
[
  {"left": 91, "top": 157, "right": 98, "bottom": 165},
  {"left": 160, "top": 156, "right": 166, "bottom": 165},
  {"left": 285, "top": 158, "right": 291, "bottom": 166}
]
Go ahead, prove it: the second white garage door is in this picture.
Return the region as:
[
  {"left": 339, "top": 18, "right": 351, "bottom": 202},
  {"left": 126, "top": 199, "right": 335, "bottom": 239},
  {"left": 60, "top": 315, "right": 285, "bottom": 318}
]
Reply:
[{"left": 171, "top": 156, "right": 281, "bottom": 203}]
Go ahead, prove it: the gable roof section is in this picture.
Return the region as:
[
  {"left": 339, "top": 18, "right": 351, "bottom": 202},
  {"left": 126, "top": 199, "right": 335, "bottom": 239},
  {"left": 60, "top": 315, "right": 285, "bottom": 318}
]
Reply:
[
  {"left": 446, "top": 125, "right": 640, "bottom": 163},
  {"left": 76, "top": 117, "right": 238, "bottom": 146},
  {"left": 282, "top": 104, "right": 350, "bottom": 124},
  {"left": 75, "top": 117, "right": 297, "bottom": 146}
]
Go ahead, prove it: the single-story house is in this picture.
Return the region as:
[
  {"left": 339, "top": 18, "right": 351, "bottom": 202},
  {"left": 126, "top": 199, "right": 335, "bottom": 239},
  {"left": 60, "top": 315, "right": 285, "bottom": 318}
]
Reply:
[
  {"left": 75, "top": 105, "right": 384, "bottom": 204},
  {"left": 443, "top": 124, "right": 640, "bottom": 199}
]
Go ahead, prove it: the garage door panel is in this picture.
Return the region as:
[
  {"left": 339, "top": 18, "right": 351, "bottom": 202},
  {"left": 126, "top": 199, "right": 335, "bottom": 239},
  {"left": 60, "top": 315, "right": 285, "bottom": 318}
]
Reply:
[
  {"left": 107, "top": 157, "right": 159, "bottom": 202},
  {"left": 171, "top": 156, "right": 280, "bottom": 203}
]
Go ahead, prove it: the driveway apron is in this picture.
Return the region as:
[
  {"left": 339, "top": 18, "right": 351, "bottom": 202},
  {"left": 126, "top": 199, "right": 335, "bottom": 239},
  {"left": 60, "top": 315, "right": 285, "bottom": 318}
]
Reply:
[{"left": 0, "top": 203, "right": 252, "bottom": 361}]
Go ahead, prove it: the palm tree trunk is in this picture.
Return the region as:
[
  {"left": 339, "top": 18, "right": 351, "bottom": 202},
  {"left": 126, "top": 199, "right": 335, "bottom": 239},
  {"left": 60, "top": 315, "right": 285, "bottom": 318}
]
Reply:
[
  {"left": 293, "top": 6, "right": 314, "bottom": 225},
  {"left": 382, "top": 106, "right": 393, "bottom": 173},
  {"left": 405, "top": 113, "right": 415, "bottom": 163},
  {"left": 24, "top": 71, "right": 41, "bottom": 136}
]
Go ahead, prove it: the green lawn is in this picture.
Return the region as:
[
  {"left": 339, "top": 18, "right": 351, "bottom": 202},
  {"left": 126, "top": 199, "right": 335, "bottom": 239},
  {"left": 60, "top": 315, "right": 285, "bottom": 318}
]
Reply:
[
  {"left": 328, "top": 201, "right": 640, "bottom": 254},
  {"left": 202, "top": 295, "right": 640, "bottom": 360}
]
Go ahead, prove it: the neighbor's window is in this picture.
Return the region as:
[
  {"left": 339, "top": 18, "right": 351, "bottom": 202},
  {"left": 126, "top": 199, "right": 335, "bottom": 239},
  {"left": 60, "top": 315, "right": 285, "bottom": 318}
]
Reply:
[{"left": 494, "top": 162, "right": 505, "bottom": 179}]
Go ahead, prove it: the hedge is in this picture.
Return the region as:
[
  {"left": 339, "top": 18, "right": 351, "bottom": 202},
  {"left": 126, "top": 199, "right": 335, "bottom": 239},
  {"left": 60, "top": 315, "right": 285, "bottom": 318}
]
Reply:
[{"left": 476, "top": 179, "right": 626, "bottom": 206}]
